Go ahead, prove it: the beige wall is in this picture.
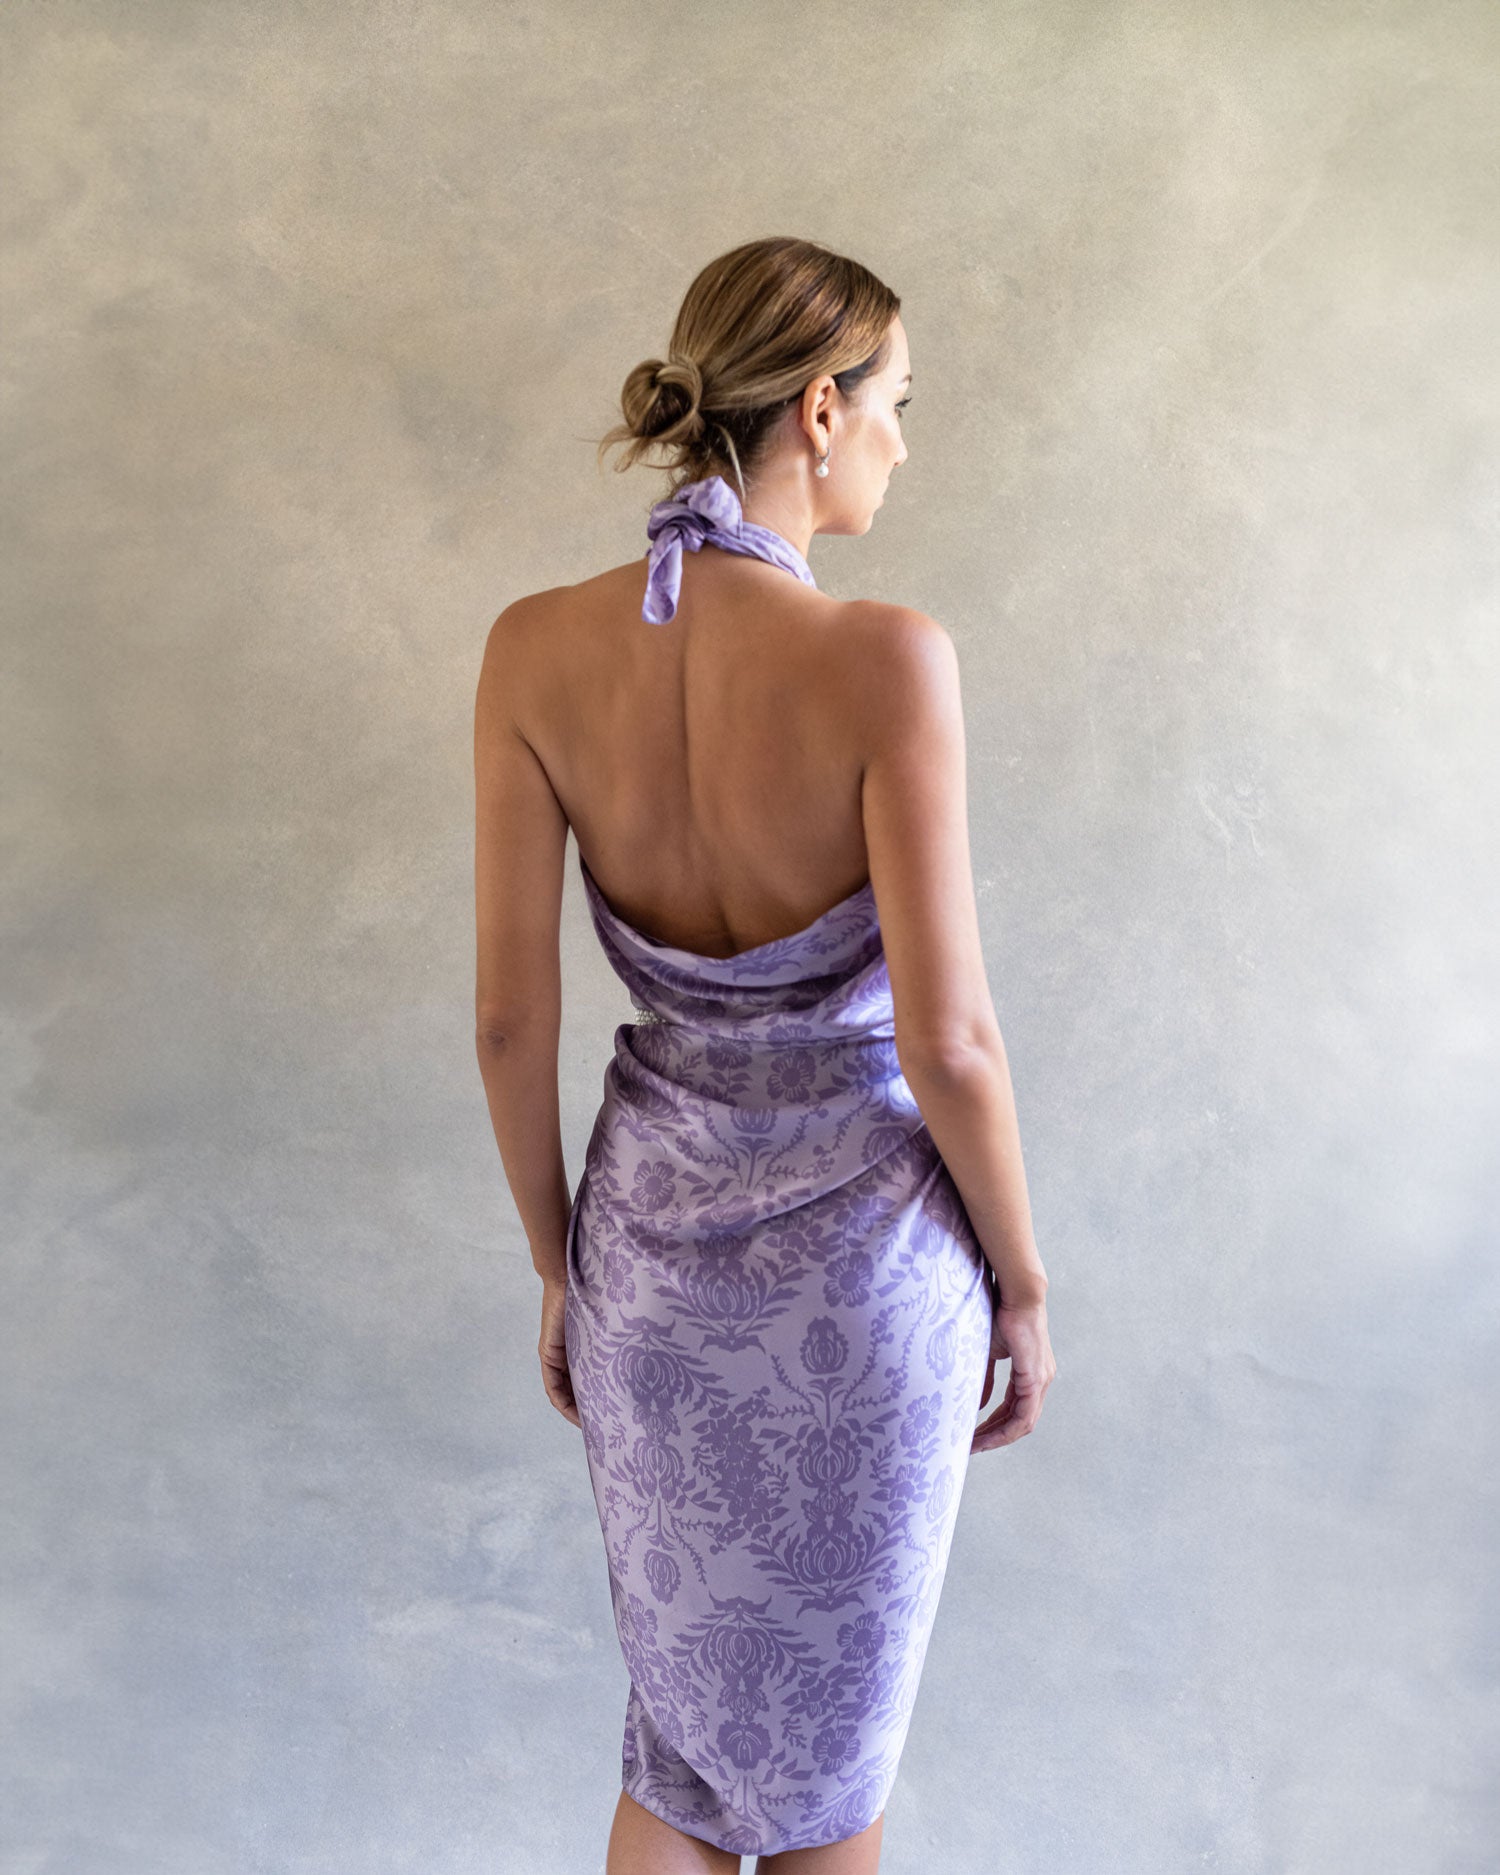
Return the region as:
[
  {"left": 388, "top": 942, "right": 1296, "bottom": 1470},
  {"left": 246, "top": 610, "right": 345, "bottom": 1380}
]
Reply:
[{"left": 4, "top": 3, "right": 1497, "bottom": 1869}]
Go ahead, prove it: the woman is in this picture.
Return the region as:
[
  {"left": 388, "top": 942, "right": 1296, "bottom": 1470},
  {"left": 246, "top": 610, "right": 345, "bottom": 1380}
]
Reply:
[{"left": 474, "top": 236, "right": 1056, "bottom": 1873}]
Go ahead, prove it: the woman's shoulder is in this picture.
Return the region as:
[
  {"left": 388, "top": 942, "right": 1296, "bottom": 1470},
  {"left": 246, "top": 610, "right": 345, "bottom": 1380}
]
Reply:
[
  {"left": 488, "top": 567, "right": 950, "bottom": 659},
  {"left": 835, "top": 603, "right": 963, "bottom": 738},
  {"left": 838, "top": 596, "right": 948, "bottom": 637},
  {"left": 484, "top": 561, "right": 638, "bottom": 642},
  {"left": 837, "top": 599, "right": 957, "bottom": 674}
]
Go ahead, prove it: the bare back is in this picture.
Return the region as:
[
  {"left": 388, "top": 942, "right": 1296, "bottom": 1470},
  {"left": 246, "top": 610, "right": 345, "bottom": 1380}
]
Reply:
[
  {"left": 507, "top": 544, "right": 879, "bottom": 958},
  {"left": 482, "top": 530, "right": 1000, "bottom": 1067}
]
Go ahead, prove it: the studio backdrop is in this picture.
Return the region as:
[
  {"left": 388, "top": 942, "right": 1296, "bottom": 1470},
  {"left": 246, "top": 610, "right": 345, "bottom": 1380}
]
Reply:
[{"left": 3, "top": 4, "right": 1496, "bottom": 1872}]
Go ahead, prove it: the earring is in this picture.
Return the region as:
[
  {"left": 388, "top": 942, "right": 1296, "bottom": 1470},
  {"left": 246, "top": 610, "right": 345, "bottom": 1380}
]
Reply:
[{"left": 814, "top": 445, "right": 830, "bottom": 478}]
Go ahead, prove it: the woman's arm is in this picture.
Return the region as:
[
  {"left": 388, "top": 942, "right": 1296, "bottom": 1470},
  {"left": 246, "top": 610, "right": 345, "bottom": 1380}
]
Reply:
[
  {"left": 855, "top": 607, "right": 1049, "bottom": 1309},
  {"left": 473, "top": 604, "right": 573, "bottom": 1287}
]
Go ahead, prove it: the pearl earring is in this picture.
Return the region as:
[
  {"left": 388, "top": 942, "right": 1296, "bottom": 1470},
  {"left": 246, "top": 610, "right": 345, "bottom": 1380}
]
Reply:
[{"left": 814, "top": 446, "right": 830, "bottom": 478}]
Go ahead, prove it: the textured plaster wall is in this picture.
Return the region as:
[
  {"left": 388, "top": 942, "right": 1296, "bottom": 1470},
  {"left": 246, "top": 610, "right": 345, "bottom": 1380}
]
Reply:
[{"left": 3, "top": 3, "right": 1497, "bottom": 1872}]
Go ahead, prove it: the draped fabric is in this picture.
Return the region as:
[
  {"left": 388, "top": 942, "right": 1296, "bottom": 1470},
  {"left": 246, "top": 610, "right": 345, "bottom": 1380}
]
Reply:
[{"left": 564, "top": 852, "right": 997, "bottom": 1854}]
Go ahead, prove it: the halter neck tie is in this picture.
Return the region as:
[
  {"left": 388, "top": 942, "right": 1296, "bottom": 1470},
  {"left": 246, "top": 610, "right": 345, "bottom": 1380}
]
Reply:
[{"left": 642, "top": 475, "right": 817, "bottom": 624}]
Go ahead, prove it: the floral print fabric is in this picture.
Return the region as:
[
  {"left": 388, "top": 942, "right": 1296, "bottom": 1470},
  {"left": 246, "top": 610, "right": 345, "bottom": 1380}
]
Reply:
[{"left": 563, "top": 852, "right": 997, "bottom": 1854}]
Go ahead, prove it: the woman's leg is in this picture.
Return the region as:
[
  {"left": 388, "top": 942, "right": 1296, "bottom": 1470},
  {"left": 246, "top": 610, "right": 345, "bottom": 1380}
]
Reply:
[
  {"left": 756, "top": 1812, "right": 884, "bottom": 1874},
  {"left": 606, "top": 1789, "right": 743, "bottom": 1874},
  {"left": 605, "top": 1787, "right": 885, "bottom": 1874}
]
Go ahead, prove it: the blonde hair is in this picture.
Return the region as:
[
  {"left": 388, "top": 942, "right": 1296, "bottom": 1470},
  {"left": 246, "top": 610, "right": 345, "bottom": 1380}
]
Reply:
[{"left": 596, "top": 236, "right": 901, "bottom": 502}]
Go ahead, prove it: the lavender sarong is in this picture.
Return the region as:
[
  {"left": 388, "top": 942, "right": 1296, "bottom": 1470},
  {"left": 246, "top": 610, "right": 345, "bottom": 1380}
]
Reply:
[
  {"left": 561, "top": 478, "right": 998, "bottom": 1851},
  {"left": 563, "top": 852, "right": 999, "bottom": 1854}
]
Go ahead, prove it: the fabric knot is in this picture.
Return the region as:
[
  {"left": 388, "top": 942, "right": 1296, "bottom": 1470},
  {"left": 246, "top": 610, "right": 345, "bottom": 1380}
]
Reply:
[{"left": 641, "top": 475, "right": 817, "bottom": 625}]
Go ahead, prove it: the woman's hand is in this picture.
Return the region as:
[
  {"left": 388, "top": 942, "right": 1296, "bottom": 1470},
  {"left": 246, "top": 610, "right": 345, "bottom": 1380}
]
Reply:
[
  {"left": 539, "top": 1279, "right": 581, "bottom": 1429},
  {"left": 972, "top": 1297, "right": 1056, "bottom": 1454}
]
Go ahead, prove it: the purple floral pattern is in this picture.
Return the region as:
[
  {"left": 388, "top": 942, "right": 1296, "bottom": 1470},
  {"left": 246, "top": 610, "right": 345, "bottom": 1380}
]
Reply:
[{"left": 564, "top": 852, "right": 998, "bottom": 1855}]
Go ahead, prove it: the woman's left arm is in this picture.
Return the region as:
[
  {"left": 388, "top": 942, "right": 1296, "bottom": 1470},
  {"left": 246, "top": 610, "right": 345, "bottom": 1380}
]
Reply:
[{"left": 473, "top": 604, "right": 572, "bottom": 1288}]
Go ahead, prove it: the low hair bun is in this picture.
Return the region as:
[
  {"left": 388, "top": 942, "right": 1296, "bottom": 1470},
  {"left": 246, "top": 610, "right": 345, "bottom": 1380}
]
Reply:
[
  {"left": 596, "top": 236, "right": 901, "bottom": 499},
  {"left": 647, "top": 352, "right": 707, "bottom": 439},
  {"left": 654, "top": 351, "right": 705, "bottom": 407},
  {"left": 622, "top": 352, "right": 705, "bottom": 444}
]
